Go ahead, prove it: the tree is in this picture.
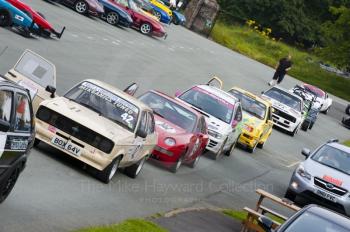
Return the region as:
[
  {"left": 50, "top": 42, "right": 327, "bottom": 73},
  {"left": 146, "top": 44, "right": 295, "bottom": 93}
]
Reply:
[{"left": 319, "top": 6, "right": 350, "bottom": 69}]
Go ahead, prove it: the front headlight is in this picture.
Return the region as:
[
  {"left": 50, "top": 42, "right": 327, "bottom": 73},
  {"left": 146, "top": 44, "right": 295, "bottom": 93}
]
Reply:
[
  {"left": 208, "top": 130, "right": 223, "bottom": 139},
  {"left": 296, "top": 164, "right": 311, "bottom": 180},
  {"left": 164, "top": 137, "right": 176, "bottom": 146}
]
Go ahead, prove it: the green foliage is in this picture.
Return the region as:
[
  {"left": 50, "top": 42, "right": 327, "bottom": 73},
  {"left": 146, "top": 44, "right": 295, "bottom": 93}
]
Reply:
[
  {"left": 211, "top": 22, "right": 350, "bottom": 101},
  {"left": 217, "top": 0, "right": 350, "bottom": 48},
  {"left": 73, "top": 219, "right": 168, "bottom": 232},
  {"left": 344, "top": 140, "right": 350, "bottom": 147},
  {"left": 318, "top": 6, "right": 350, "bottom": 69}
]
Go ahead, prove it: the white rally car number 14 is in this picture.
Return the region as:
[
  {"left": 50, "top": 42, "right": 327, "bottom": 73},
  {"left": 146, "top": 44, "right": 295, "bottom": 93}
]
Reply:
[{"left": 51, "top": 136, "right": 82, "bottom": 156}]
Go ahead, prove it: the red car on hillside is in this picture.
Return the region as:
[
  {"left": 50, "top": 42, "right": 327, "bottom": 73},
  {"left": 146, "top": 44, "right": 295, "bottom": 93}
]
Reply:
[
  {"left": 6, "top": 0, "right": 65, "bottom": 38},
  {"left": 111, "top": 0, "right": 167, "bottom": 38},
  {"left": 139, "top": 90, "right": 209, "bottom": 173}
]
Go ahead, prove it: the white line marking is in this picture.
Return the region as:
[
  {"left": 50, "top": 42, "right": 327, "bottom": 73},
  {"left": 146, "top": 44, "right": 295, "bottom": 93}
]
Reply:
[
  {"left": 286, "top": 161, "right": 301, "bottom": 168},
  {"left": 71, "top": 34, "right": 78, "bottom": 38},
  {"left": 87, "top": 36, "right": 94, "bottom": 40},
  {"left": 116, "top": 39, "right": 121, "bottom": 43},
  {"left": 112, "top": 41, "right": 119, "bottom": 45},
  {"left": 103, "top": 38, "right": 108, "bottom": 41}
]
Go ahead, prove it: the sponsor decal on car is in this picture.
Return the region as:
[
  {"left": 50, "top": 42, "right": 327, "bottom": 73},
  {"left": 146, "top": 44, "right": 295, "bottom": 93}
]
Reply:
[
  {"left": 15, "top": 14, "right": 24, "bottom": 22},
  {"left": 155, "top": 120, "right": 177, "bottom": 134},
  {"left": 323, "top": 175, "right": 343, "bottom": 187}
]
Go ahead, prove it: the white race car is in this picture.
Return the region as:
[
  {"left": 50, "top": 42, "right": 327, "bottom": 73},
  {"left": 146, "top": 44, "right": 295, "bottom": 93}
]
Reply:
[
  {"left": 175, "top": 77, "right": 243, "bottom": 159},
  {"left": 262, "top": 86, "right": 304, "bottom": 136},
  {"left": 303, "top": 84, "right": 332, "bottom": 114}
]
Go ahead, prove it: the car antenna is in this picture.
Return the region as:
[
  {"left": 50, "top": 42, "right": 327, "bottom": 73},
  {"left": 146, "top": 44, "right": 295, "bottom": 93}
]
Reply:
[{"left": 0, "top": 46, "right": 8, "bottom": 57}]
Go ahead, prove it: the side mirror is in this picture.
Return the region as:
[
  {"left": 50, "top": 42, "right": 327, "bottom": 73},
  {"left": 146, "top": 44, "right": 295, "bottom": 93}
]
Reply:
[
  {"left": 0, "top": 119, "right": 10, "bottom": 132},
  {"left": 45, "top": 85, "right": 56, "bottom": 98},
  {"left": 258, "top": 216, "right": 273, "bottom": 232},
  {"left": 175, "top": 90, "right": 181, "bottom": 97},
  {"left": 123, "top": 83, "right": 138, "bottom": 96},
  {"left": 301, "top": 148, "right": 311, "bottom": 157},
  {"left": 231, "top": 120, "right": 238, "bottom": 128},
  {"left": 136, "top": 127, "right": 147, "bottom": 138}
]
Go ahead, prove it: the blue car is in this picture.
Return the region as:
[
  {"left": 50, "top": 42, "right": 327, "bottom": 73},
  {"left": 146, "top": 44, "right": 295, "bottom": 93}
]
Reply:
[
  {"left": 172, "top": 10, "right": 185, "bottom": 25},
  {"left": 151, "top": 4, "right": 171, "bottom": 24},
  {"left": 0, "top": 0, "right": 39, "bottom": 37},
  {"left": 98, "top": 0, "right": 133, "bottom": 27}
]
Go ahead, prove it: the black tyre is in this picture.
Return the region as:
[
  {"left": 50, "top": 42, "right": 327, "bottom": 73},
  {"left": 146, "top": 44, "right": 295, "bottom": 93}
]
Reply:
[
  {"left": 171, "top": 155, "right": 184, "bottom": 173},
  {"left": 257, "top": 141, "right": 264, "bottom": 149},
  {"left": 188, "top": 155, "right": 200, "bottom": 168},
  {"left": 301, "top": 121, "right": 309, "bottom": 131},
  {"left": 290, "top": 126, "right": 299, "bottom": 137},
  {"left": 173, "top": 17, "right": 179, "bottom": 25},
  {"left": 309, "top": 122, "right": 314, "bottom": 130},
  {"left": 0, "top": 166, "right": 20, "bottom": 203},
  {"left": 140, "top": 22, "right": 152, "bottom": 35},
  {"left": 346, "top": 105, "right": 350, "bottom": 115},
  {"left": 74, "top": 0, "right": 88, "bottom": 14},
  {"left": 125, "top": 156, "right": 146, "bottom": 178},
  {"left": 323, "top": 106, "right": 330, "bottom": 114},
  {"left": 106, "top": 11, "right": 119, "bottom": 25},
  {"left": 225, "top": 137, "right": 238, "bottom": 156},
  {"left": 96, "top": 157, "right": 121, "bottom": 183},
  {"left": 33, "top": 138, "right": 41, "bottom": 147},
  {"left": 284, "top": 189, "right": 297, "bottom": 202},
  {"left": 214, "top": 139, "right": 226, "bottom": 160},
  {"left": 0, "top": 9, "right": 12, "bottom": 27},
  {"left": 247, "top": 140, "right": 258, "bottom": 153}
]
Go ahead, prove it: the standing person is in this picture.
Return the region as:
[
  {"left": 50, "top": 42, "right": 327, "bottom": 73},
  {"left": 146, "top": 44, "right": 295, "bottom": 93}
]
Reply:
[{"left": 268, "top": 54, "right": 292, "bottom": 86}]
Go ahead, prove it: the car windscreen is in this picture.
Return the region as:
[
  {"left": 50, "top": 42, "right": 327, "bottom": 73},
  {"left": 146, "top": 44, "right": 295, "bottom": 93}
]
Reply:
[
  {"left": 264, "top": 88, "right": 302, "bottom": 112},
  {"left": 14, "top": 50, "right": 55, "bottom": 88},
  {"left": 312, "top": 145, "right": 350, "bottom": 175},
  {"left": 283, "top": 211, "right": 349, "bottom": 232},
  {"left": 228, "top": 89, "right": 266, "bottom": 120},
  {"left": 179, "top": 87, "right": 234, "bottom": 124},
  {"left": 139, "top": 92, "right": 197, "bottom": 132},
  {"left": 64, "top": 81, "right": 139, "bottom": 132}
]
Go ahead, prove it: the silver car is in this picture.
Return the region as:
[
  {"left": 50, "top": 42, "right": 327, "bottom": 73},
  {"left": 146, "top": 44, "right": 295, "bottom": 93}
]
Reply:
[{"left": 285, "top": 139, "right": 350, "bottom": 216}]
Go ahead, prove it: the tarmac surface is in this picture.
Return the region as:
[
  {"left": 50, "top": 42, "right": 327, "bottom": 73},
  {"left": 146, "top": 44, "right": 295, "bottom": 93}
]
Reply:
[{"left": 0, "top": 0, "right": 349, "bottom": 231}]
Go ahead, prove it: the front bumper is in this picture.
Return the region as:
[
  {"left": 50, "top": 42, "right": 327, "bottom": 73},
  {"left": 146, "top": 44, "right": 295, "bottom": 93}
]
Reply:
[
  {"left": 152, "top": 30, "right": 167, "bottom": 39},
  {"left": 151, "top": 145, "right": 184, "bottom": 167},
  {"left": 206, "top": 136, "right": 224, "bottom": 153},
  {"left": 288, "top": 173, "right": 350, "bottom": 215},
  {"left": 272, "top": 113, "right": 299, "bottom": 132},
  {"left": 35, "top": 120, "right": 112, "bottom": 171}
]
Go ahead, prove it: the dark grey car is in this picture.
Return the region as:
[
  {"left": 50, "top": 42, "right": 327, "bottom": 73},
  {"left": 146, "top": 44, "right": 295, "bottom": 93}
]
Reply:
[
  {"left": 285, "top": 139, "right": 350, "bottom": 216},
  {"left": 0, "top": 76, "right": 35, "bottom": 203}
]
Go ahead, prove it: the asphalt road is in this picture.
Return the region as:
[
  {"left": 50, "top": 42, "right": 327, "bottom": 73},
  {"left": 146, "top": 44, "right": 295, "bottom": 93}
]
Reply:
[{"left": 0, "top": 1, "right": 349, "bottom": 231}]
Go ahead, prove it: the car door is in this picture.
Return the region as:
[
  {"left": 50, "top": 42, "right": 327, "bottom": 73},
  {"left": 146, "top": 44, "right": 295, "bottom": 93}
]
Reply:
[
  {"left": 231, "top": 104, "right": 243, "bottom": 142},
  {"left": 262, "top": 106, "right": 273, "bottom": 138},
  {"left": 187, "top": 116, "right": 208, "bottom": 160},
  {"left": 142, "top": 111, "right": 157, "bottom": 157},
  {"left": 4, "top": 50, "right": 56, "bottom": 112}
]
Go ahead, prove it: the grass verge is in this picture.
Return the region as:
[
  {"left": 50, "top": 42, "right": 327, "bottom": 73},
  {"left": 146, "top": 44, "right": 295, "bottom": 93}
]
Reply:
[
  {"left": 210, "top": 22, "right": 350, "bottom": 101},
  {"left": 73, "top": 219, "right": 168, "bottom": 232},
  {"left": 222, "top": 209, "right": 285, "bottom": 224},
  {"left": 343, "top": 140, "right": 350, "bottom": 147}
]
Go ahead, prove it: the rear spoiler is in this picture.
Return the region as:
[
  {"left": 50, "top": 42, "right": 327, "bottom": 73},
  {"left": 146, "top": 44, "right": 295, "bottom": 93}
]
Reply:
[
  {"left": 123, "top": 83, "right": 139, "bottom": 96},
  {"left": 206, "top": 76, "right": 223, "bottom": 89}
]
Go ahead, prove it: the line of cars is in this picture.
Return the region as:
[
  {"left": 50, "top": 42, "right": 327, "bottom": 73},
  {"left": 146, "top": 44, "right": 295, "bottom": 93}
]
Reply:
[
  {"left": 0, "top": 50, "right": 347, "bottom": 222},
  {"left": 0, "top": 0, "right": 185, "bottom": 39}
]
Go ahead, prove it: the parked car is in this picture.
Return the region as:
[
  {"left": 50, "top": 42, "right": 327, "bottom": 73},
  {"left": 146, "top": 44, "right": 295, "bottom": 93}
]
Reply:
[
  {"left": 0, "top": 76, "right": 35, "bottom": 203},
  {"left": 139, "top": 90, "right": 208, "bottom": 172},
  {"left": 290, "top": 85, "right": 320, "bottom": 131},
  {"left": 143, "top": 0, "right": 171, "bottom": 24},
  {"left": 35, "top": 81, "right": 157, "bottom": 183},
  {"left": 113, "top": 0, "right": 166, "bottom": 37},
  {"left": 285, "top": 139, "right": 350, "bottom": 216},
  {"left": 6, "top": 0, "right": 65, "bottom": 38},
  {"left": 258, "top": 204, "right": 350, "bottom": 232},
  {"left": 99, "top": 0, "right": 133, "bottom": 27},
  {"left": 3, "top": 49, "right": 57, "bottom": 113},
  {"left": 0, "top": 0, "right": 39, "bottom": 37},
  {"left": 175, "top": 77, "right": 243, "bottom": 160},
  {"left": 228, "top": 87, "right": 273, "bottom": 153},
  {"left": 161, "top": 0, "right": 185, "bottom": 25},
  {"left": 303, "top": 83, "right": 332, "bottom": 114},
  {"left": 261, "top": 86, "right": 304, "bottom": 136},
  {"left": 55, "top": 0, "right": 104, "bottom": 17}
]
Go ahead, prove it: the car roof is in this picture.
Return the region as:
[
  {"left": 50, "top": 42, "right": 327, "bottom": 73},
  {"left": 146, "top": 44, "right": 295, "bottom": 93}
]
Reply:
[
  {"left": 85, "top": 79, "right": 151, "bottom": 111},
  {"left": 149, "top": 90, "right": 202, "bottom": 117},
  {"left": 303, "top": 83, "right": 325, "bottom": 97},
  {"left": 196, "top": 85, "right": 239, "bottom": 105},
  {"left": 327, "top": 142, "right": 350, "bottom": 153},
  {"left": 230, "top": 86, "right": 271, "bottom": 107},
  {"left": 0, "top": 75, "right": 28, "bottom": 92},
  {"left": 268, "top": 85, "right": 303, "bottom": 101},
  {"left": 305, "top": 205, "right": 350, "bottom": 229}
]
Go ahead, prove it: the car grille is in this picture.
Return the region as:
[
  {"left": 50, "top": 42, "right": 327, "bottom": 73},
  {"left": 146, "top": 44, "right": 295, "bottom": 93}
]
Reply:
[
  {"left": 208, "top": 139, "right": 218, "bottom": 148},
  {"left": 314, "top": 177, "right": 348, "bottom": 196},
  {"left": 37, "top": 106, "right": 114, "bottom": 154},
  {"left": 273, "top": 108, "right": 296, "bottom": 123}
]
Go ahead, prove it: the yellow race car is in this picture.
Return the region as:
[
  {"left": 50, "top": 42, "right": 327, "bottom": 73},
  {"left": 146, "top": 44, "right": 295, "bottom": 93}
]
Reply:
[{"left": 228, "top": 87, "right": 273, "bottom": 153}]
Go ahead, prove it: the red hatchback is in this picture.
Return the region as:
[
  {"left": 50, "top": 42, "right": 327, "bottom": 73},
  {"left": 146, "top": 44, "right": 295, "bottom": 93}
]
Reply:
[
  {"left": 139, "top": 90, "right": 209, "bottom": 173},
  {"left": 6, "top": 0, "right": 65, "bottom": 38},
  {"left": 111, "top": 0, "right": 167, "bottom": 38}
]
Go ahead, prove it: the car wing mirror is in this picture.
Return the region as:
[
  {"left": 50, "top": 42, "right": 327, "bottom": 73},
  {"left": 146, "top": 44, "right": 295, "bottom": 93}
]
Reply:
[
  {"left": 124, "top": 83, "right": 138, "bottom": 96},
  {"left": 231, "top": 120, "right": 238, "bottom": 128},
  {"left": 301, "top": 148, "right": 311, "bottom": 158},
  {"left": 258, "top": 216, "right": 274, "bottom": 232},
  {"left": 45, "top": 85, "right": 56, "bottom": 98},
  {"left": 206, "top": 76, "right": 223, "bottom": 89},
  {"left": 0, "top": 119, "right": 10, "bottom": 132},
  {"left": 136, "top": 127, "right": 147, "bottom": 138}
]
